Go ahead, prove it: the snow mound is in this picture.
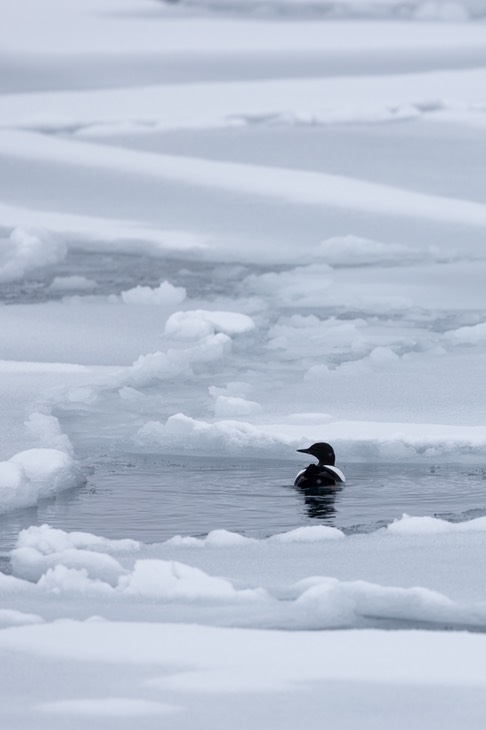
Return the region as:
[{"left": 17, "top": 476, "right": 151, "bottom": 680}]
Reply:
[
  {"left": 118, "top": 281, "right": 186, "bottom": 306},
  {"left": 291, "top": 576, "right": 459, "bottom": 629},
  {"left": 6, "top": 519, "right": 486, "bottom": 630},
  {"left": 10, "top": 526, "right": 263, "bottom": 602},
  {"left": 135, "top": 413, "right": 294, "bottom": 454},
  {"left": 165, "top": 527, "right": 343, "bottom": 548},
  {"left": 10, "top": 449, "right": 82, "bottom": 491},
  {"left": 104, "top": 309, "right": 255, "bottom": 390},
  {"left": 205, "top": 529, "right": 257, "bottom": 547},
  {"left": 25, "top": 412, "right": 74, "bottom": 455},
  {"left": 119, "top": 559, "right": 261, "bottom": 602},
  {"left": 388, "top": 514, "right": 486, "bottom": 535},
  {"left": 213, "top": 395, "right": 262, "bottom": 417},
  {"left": 0, "top": 449, "right": 84, "bottom": 514},
  {"left": 12, "top": 547, "right": 125, "bottom": 586},
  {"left": 135, "top": 413, "right": 486, "bottom": 460},
  {"left": 12, "top": 524, "right": 140, "bottom": 588},
  {"left": 269, "top": 526, "right": 345, "bottom": 543},
  {"left": 16, "top": 524, "right": 140, "bottom": 554},
  {"left": 0, "top": 227, "right": 66, "bottom": 282},
  {"left": 444, "top": 321, "right": 486, "bottom": 344},
  {"left": 165, "top": 310, "right": 255, "bottom": 339},
  {"left": 165, "top": 530, "right": 257, "bottom": 548},
  {"left": 37, "top": 565, "right": 115, "bottom": 595},
  {"left": 123, "top": 333, "right": 231, "bottom": 387}
]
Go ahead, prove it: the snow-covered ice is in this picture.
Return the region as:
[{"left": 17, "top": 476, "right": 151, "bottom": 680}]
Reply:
[
  {"left": 1, "top": 0, "right": 486, "bottom": 727},
  {"left": 0, "top": 449, "right": 84, "bottom": 515}
]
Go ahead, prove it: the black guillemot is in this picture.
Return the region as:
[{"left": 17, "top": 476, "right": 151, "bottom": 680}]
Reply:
[{"left": 294, "top": 442, "right": 345, "bottom": 488}]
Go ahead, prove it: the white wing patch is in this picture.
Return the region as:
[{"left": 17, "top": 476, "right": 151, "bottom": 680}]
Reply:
[{"left": 323, "top": 465, "right": 346, "bottom": 483}]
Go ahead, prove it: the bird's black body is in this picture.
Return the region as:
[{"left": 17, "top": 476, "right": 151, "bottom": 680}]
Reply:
[{"left": 294, "top": 442, "right": 345, "bottom": 490}]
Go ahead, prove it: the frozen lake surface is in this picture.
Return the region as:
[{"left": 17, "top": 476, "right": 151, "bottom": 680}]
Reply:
[{"left": 3, "top": 2, "right": 486, "bottom": 727}]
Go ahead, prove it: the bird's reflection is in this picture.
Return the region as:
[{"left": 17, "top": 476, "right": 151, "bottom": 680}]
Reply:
[{"left": 300, "top": 485, "right": 342, "bottom": 521}]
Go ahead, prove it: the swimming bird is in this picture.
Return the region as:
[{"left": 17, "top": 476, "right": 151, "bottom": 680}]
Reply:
[{"left": 294, "top": 442, "right": 345, "bottom": 489}]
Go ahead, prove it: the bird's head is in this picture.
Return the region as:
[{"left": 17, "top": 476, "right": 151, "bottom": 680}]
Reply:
[{"left": 297, "top": 442, "right": 336, "bottom": 466}]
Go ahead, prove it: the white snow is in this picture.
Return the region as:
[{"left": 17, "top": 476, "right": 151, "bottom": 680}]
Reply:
[
  {"left": 164, "top": 310, "right": 255, "bottom": 338},
  {"left": 2, "top": 1, "right": 486, "bottom": 728},
  {"left": 1, "top": 516, "right": 486, "bottom": 725},
  {"left": 4, "top": 130, "right": 486, "bottom": 231},
  {"left": 212, "top": 395, "right": 262, "bottom": 417},
  {"left": 268, "top": 525, "right": 345, "bottom": 542},
  {"left": 0, "top": 228, "right": 66, "bottom": 282},
  {"left": 4, "top": 521, "right": 486, "bottom": 627},
  {"left": 118, "top": 281, "right": 187, "bottom": 306},
  {"left": 388, "top": 513, "right": 486, "bottom": 534},
  {"left": 444, "top": 321, "right": 486, "bottom": 344},
  {"left": 0, "top": 449, "right": 84, "bottom": 515}
]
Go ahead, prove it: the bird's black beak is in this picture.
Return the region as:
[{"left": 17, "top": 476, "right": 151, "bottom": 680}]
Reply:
[{"left": 297, "top": 448, "right": 310, "bottom": 454}]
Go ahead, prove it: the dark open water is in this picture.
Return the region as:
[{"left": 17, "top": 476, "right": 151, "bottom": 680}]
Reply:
[
  {"left": 1, "top": 456, "right": 485, "bottom": 553},
  {"left": 1, "top": 252, "right": 485, "bottom": 554}
]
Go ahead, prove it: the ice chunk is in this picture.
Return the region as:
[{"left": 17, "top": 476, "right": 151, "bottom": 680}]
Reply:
[
  {"left": 125, "top": 333, "right": 231, "bottom": 387},
  {"left": 165, "top": 310, "right": 255, "bottom": 339},
  {"left": 12, "top": 525, "right": 138, "bottom": 585},
  {"left": 10, "top": 449, "right": 83, "bottom": 496},
  {"left": 0, "top": 449, "right": 84, "bottom": 514},
  {"left": 16, "top": 524, "right": 140, "bottom": 554},
  {"left": 269, "top": 526, "right": 345, "bottom": 543},
  {"left": 24, "top": 412, "right": 74, "bottom": 455},
  {"left": 444, "top": 321, "right": 486, "bottom": 344},
  {"left": 119, "top": 281, "right": 186, "bottom": 306},
  {"left": 388, "top": 514, "right": 486, "bottom": 535},
  {"left": 11, "top": 546, "right": 125, "bottom": 586},
  {"left": 38, "top": 566, "right": 114, "bottom": 595},
  {"left": 0, "top": 227, "right": 66, "bottom": 282},
  {"left": 135, "top": 413, "right": 294, "bottom": 454},
  {"left": 204, "top": 530, "right": 257, "bottom": 547},
  {"left": 292, "top": 577, "right": 459, "bottom": 629},
  {"left": 166, "top": 530, "right": 257, "bottom": 548},
  {"left": 118, "top": 559, "right": 262, "bottom": 602},
  {"left": 213, "top": 396, "right": 262, "bottom": 418}
]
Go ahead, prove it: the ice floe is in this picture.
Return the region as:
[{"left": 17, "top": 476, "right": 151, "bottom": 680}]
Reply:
[
  {"left": 2, "top": 3, "right": 486, "bottom": 727},
  {"left": 0, "top": 449, "right": 84, "bottom": 515},
  {"left": 3, "top": 521, "right": 486, "bottom": 631},
  {"left": 165, "top": 310, "right": 255, "bottom": 338}
]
